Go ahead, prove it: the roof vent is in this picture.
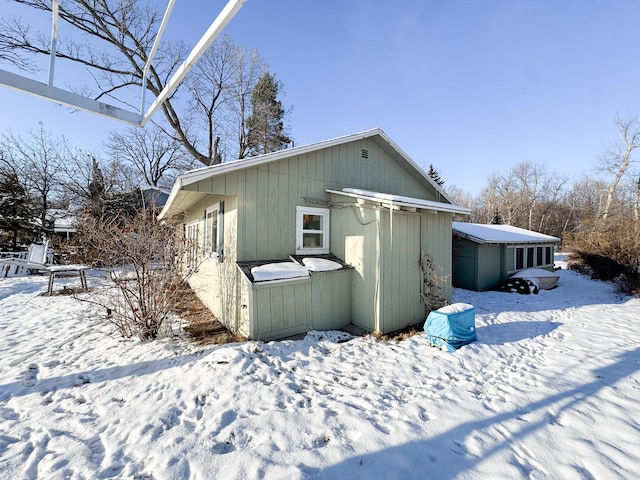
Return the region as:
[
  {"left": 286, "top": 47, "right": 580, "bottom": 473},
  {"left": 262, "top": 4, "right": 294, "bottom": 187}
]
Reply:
[{"left": 361, "top": 148, "right": 369, "bottom": 159}]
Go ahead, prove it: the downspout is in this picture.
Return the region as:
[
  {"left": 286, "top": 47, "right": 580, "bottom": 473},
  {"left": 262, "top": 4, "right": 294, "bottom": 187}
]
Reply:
[{"left": 375, "top": 208, "right": 382, "bottom": 332}]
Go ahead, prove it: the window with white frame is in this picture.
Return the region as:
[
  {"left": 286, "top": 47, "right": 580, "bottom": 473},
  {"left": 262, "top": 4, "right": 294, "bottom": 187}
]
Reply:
[
  {"left": 296, "top": 206, "right": 330, "bottom": 254},
  {"left": 203, "top": 202, "right": 224, "bottom": 260},
  {"left": 513, "top": 244, "right": 554, "bottom": 271}
]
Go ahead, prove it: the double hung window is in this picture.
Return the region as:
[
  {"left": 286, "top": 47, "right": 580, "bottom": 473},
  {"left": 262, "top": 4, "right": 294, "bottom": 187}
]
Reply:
[
  {"left": 296, "top": 206, "right": 330, "bottom": 254},
  {"left": 204, "top": 202, "right": 224, "bottom": 260}
]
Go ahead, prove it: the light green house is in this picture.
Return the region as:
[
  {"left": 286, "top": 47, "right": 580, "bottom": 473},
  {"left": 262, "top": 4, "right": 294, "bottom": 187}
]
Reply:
[
  {"left": 159, "top": 129, "right": 470, "bottom": 340},
  {"left": 452, "top": 222, "right": 560, "bottom": 291}
]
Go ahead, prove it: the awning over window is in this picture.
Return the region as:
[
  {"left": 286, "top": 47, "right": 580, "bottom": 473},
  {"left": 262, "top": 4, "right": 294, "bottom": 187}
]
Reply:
[{"left": 326, "top": 188, "right": 471, "bottom": 216}]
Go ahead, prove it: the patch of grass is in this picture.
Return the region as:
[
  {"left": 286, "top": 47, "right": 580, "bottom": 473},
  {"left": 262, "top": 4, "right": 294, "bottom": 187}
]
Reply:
[{"left": 369, "top": 323, "right": 424, "bottom": 342}]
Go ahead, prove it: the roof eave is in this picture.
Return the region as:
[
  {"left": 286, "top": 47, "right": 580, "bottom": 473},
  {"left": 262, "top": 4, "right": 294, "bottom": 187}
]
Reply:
[{"left": 327, "top": 188, "right": 472, "bottom": 216}]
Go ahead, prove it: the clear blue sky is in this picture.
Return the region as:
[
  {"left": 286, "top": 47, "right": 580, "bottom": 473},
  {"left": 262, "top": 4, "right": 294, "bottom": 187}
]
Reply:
[{"left": 1, "top": 0, "right": 640, "bottom": 196}]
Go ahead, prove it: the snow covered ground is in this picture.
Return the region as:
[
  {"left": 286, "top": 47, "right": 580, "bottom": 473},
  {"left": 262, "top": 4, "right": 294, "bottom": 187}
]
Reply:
[{"left": 1, "top": 255, "right": 639, "bottom": 479}]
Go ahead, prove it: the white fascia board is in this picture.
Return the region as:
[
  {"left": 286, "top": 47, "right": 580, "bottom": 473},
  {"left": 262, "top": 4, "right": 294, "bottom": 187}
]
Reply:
[
  {"left": 327, "top": 188, "right": 472, "bottom": 216},
  {"left": 157, "top": 177, "right": 184, "bottom": 220}
]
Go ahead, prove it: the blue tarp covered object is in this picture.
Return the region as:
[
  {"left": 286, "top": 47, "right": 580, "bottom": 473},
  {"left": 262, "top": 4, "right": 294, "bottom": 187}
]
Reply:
[{"left": 424, "top": 303, "right": 476, "bottom": 352}]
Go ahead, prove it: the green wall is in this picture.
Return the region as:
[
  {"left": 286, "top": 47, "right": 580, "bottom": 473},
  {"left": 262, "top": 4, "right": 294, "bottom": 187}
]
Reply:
[{"left": 181, "top": 135, "right": 455, "bottom": 338}]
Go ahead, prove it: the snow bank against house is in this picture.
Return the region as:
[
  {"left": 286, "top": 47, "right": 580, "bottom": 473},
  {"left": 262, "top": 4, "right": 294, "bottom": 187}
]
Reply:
[
  {"left": 301, "top": 257, "right": 342, "bottom": 272},
  {"left": 251, "top": 262, "right": 310, "bottom": 282}
]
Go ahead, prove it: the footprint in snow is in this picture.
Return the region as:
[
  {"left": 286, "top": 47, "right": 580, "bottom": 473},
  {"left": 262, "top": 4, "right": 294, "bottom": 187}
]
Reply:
[
  {"left": 449, "top": 439, "right": 468, "bottom": 456},
  {"left": 20, "top": 364, "right": 39, "bottom": 387}
]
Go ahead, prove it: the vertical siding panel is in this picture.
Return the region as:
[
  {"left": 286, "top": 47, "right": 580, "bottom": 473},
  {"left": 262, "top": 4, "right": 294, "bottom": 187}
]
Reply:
[
  {"left": 293, "top": 283, "right": 308, "bottom": 328},
  {"left": 235, "top": 170, "right": 246, "bottom": 259},
  {"left": 244, "top": 168, "right": 258, "bottom": 259},
  {"left": 315, "top": 149, "right": 325, "bottom": 180},
  {"left": 267, "top": 171, "right": 279, "bottom": 257},
  {"left": 279, "top": 171, "right": 291, "bottom": 257},
  {"left": 285, "top": 284, "right": 297, "bottom": 329},
  {"left": 271, "top": 287, "right": 284, "bottom": 332},
  {"left": 255, "top": 288, "right": 270, "bottom": 337},
  {"left": 225, "top": 171, "right": 238, "bottom": 196},
  {"left": 332, "top": 148, "right": 341, "bottom": 184},
  {"left": 307, "top": 151, "right": 316, "bottom": 180},
  {"left": 339, "top": 144, "right": 348, "bottom": 186},
  {"left": 310, "top": 274, "right": 321, "bottom": 329}
]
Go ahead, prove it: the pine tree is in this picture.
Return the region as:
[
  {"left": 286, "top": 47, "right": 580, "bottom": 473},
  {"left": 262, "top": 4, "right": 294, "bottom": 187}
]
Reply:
[
  {"left": 427, "top": 164, "right": 445, "bottom": 187},
  {"left": 490, "top": 207, "right": 504, "bottom": 225},
  {"left": 246, "top": 72, "right": 292, "bottom": 156},
  {"left": 0, "top": 171, "right": 38, "bottom": 249}
]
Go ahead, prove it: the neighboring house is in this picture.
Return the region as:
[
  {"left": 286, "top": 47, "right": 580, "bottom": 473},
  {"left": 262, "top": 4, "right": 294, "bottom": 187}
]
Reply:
[
  {"left": 139, "top": 186, "right": 170, "bottom": 209},
  {"left": 46, "top": 209, "right": 78, "bottom": 244},
  {"left": 159, "top": 129, "right": 470, "bottom": 340},
  {"left": 452, "top": 222, "right": 560, "bottom": 291}
]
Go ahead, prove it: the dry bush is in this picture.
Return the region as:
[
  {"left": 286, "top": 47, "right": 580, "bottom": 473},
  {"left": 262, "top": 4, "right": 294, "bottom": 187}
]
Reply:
[
  {"left": 420, "top": 254, "right": 449, "bottom": 313},
  {"left": 565, "top": 218, "right": 640, "bottom": 293},
  {"left": 76, "top": 206, "right": 188, "bottom": 340}
]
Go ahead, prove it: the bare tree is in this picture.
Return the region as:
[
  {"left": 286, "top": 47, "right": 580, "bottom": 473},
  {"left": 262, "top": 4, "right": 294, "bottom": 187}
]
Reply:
[
  {"left": 57, "top": 149, "right": 135, "bottom": 210},
  {"left": 107, "top": 124, "right": 194, "bottom": 188},
  {"left": 0, "top": 2, "right": 286, "bottom": 165},
  {"left": 181, "top": 35, "right": 265, "bottom": 164},
  {"left": 599, "top": 116, "right": 640, "bottom": 221},
  {"left": 0, "top": 124, "right": 67, "bottom": 235},
  {"left": 477, "top": 161, "right": 567, "bottom": 234}
]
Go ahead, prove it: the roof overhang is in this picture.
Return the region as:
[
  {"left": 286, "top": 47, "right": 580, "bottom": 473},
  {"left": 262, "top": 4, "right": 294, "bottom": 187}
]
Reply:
[
  {"left": 327, "top": 188, "right": 472, "bottom": 216},
  {"left": 159, "top": 128, "right": 458, "bottom": 219},
  {"left": 452, "top": 222, "right": 560, "bottom": 245}
]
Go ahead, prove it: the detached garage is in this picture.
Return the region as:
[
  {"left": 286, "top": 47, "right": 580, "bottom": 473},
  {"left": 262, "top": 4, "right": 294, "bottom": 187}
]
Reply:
[{"left": 452, "top": 222, "right": 560, "bottom": 291}]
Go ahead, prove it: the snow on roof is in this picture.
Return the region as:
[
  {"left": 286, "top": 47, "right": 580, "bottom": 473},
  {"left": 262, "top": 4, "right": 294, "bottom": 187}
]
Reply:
[
  {"left": 452, "top": 222, "right": 560, "bottom": 245},
  {"left": 327, "top": 188, "right": 472, "bottom": 216}
]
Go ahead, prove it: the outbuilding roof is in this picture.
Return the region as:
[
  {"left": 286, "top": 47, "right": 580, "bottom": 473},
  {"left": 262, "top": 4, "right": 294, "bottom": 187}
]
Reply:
[{"left": 452, "top": 222, "right": 560, "bottom": 245}]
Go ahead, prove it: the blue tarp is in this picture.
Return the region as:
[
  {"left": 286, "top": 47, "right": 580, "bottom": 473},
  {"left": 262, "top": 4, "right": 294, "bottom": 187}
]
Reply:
[{"left": 424, "top": 303, "right": 476, "bottom": 352}]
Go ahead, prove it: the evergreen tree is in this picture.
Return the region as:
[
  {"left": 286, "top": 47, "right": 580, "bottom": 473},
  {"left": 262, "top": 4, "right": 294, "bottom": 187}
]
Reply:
[
  {"left": 0, "top": 170, "right": 38, "bottom": 249},
  {"left": 490, "top": 207, "right": 504, "bottom": 225},
  {"left": 246, "top": 72, "right": 292, "bottom": 156},
  {"left": 427, "top": 164, "right": 445, "bottom": 187}
]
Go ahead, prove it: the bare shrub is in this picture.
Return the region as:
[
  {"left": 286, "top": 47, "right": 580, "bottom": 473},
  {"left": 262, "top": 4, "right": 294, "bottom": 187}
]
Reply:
[
  {"left": 565, "top": 217, "right": 640, "bottom": 293},
  {"left": 420, "top": 254, "right": 449, "bottom": 313},
  {"left": 76, "top": 205, "right": 187, "bottom": 340}
]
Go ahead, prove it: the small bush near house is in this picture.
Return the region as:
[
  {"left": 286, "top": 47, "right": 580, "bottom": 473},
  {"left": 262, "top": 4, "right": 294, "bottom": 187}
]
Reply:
[{"left": 76, "top": 205, "right": 188, "bottom": 340}]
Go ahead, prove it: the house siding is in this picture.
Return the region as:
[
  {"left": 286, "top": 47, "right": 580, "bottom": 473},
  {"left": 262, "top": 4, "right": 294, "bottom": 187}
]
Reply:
[
  {"left": 331, "top": 199, "right": 454, "bottom": 334},
  {"left": 178, "top": 134, "right": 457, "bottom": 339}
]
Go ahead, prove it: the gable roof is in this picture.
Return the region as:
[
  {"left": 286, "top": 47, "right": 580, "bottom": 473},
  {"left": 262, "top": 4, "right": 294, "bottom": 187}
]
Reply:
[
  {"left": 452, "top": 222, "right": 560, "bottom": 245},
  {"left": 159, "top": 128, "right": 452, "bottom": 219}
]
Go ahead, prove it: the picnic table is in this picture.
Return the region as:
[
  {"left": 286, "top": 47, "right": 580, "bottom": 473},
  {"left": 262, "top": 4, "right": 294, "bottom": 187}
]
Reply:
[{"left": 44, "top": 265, "right": 90, "bottom": 295}]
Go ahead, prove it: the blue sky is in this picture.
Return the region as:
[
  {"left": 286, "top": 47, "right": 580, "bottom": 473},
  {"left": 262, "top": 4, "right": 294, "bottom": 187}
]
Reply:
[{"left": 1, "top": 0, "right": 640, "bottom": 196}]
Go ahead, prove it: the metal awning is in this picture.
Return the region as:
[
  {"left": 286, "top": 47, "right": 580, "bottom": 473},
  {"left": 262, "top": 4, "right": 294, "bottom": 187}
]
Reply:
[{"left": 326, "top": 188, "right": 472, "bottom": 215}]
